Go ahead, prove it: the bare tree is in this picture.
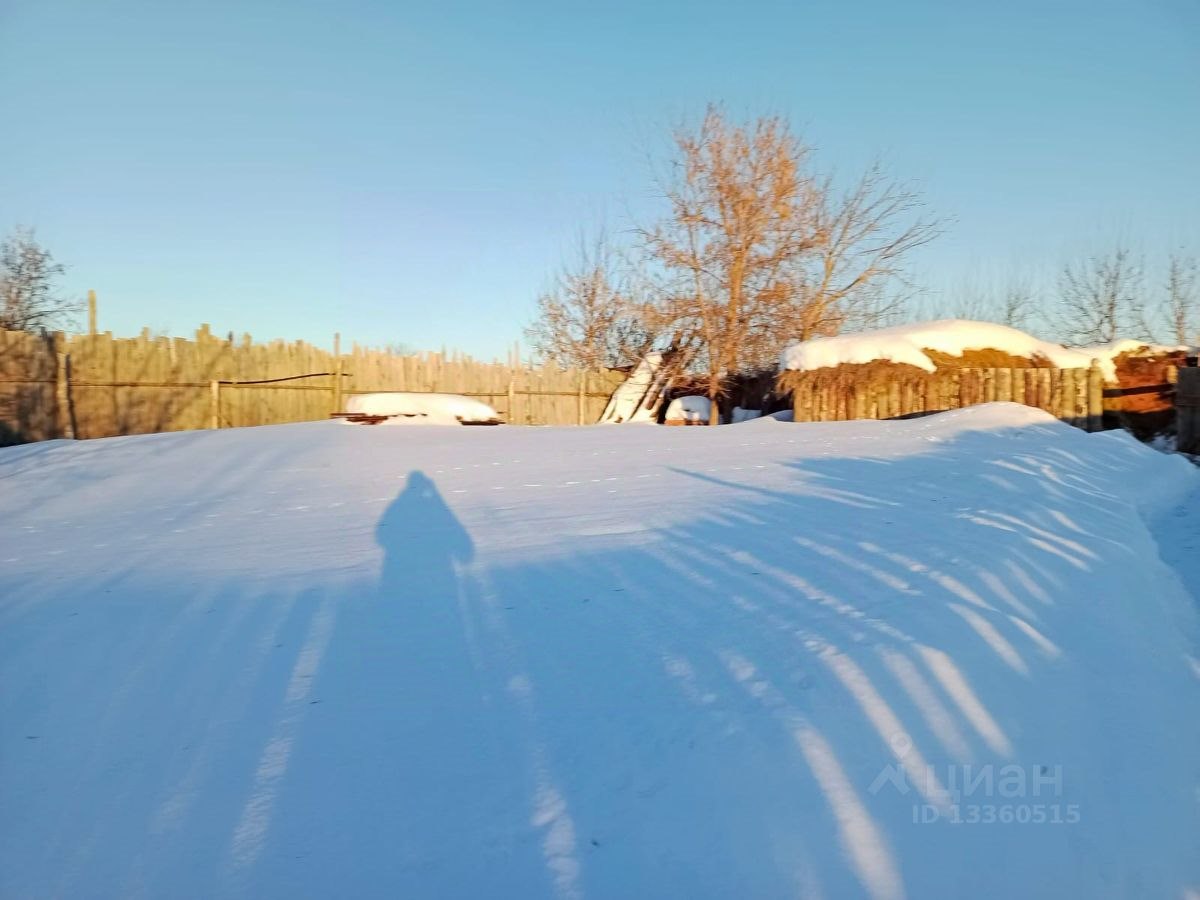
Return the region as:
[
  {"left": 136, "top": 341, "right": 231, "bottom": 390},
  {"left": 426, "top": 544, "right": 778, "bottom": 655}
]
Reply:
[
  {"left": 1053, "top": 247, "right": 1151, "bottom": 345},
  {"left": 786, "top": 164, "right": 938, "bottom": 343},
  {"left": 641, "top": 108, "right": 938, "bottom": 422},
  {"left": 1164, "top": 251, "right": 1198, "bottom": 346},
  {"left": 0, "top": 227, "right": 78, "bottom": 332},
  {"left": 912, "top": 283, "right": 990, "bottom": 323},
  {"left": 908, "top": 271, "right": 1036, "bottom": 331},
  {"left": 996, "top": 278, "right": 1036, "bottom": 331},
  {"left": 640, "top": 110, "right": 817, "bottom": 421},
  {"left": 525, "top": 233, "right": 653, "bottom": 370}
]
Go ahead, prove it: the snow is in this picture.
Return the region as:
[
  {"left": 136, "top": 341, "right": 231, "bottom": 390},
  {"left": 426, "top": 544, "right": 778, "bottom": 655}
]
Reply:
[
  {"left": 346, "top": 392, "right": 500, "bottom": 424},
  {"left": 780, "top": 319, "right": 1178, "bottom": 380},
  {"left": 664, "top": 394, "right": 713, "bottom": 423},
  {"left": 2, "top": 405, "right": 1199, "bottom": 899},
  {"left": 599, "top": 353, "right": 662, "bottom": 424}
]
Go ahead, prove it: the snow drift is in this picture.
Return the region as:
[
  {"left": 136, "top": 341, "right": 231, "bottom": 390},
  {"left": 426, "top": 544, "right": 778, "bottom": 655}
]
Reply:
[
  {"left": 2, "top": 405, "right": 1198, "bottom": 899},
  {"left": 780, "top": 319, "right": 1176, "bottom": 381}
]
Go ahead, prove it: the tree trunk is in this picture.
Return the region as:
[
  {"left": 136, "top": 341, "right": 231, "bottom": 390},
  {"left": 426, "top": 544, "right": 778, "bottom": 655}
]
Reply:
[{"left": 709, "top": 369, "right": 721, "bottom": 426}]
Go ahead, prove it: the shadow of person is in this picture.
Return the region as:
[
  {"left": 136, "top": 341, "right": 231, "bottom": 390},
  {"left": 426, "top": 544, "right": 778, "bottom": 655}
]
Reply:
[
  {"left": 254, "top": 470, "right": 536, "bottom": 895},
  {"left": 371, "top": 470, "right": 478, "bottom": 718},
  {"left": 376, "top": 470, "right": 474, "bottom": 594}
]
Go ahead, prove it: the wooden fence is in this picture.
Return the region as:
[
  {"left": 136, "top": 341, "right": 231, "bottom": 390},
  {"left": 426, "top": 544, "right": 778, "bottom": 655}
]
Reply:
[
  {"left": 789, "top": 364, "right": 1109, "bottom": 431},
  {"left": 0, "top": 326, "right": 626, "bottom": 444}
]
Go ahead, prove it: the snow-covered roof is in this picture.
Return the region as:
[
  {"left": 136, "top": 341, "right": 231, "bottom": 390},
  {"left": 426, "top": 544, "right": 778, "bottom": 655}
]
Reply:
[{"left": 779, "top": 319, "right": 1175, "bottom": 380}]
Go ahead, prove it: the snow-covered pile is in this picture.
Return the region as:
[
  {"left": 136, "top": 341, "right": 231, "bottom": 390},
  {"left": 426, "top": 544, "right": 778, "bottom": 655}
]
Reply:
[
  {"left": 2, "top": 406, "right": 1198, "bottom": 898},
  {"left": 780, "top": 319, "right": 1175, "bottom": 380},
  {"left": 346, "top": 392, "right": 500, "bottom": 424},
  {"left": 664, "top": 394, "right": 713, "bottom": 423}
]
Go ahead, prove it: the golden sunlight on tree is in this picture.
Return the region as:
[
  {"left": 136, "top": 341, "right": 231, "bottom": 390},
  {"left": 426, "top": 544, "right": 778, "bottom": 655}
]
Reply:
[
  {"left": 523, "top": 232, "right": 654, "bottom": 370},
  {"left": 641, "top": 107, "right": 939, "bottom": 423}
]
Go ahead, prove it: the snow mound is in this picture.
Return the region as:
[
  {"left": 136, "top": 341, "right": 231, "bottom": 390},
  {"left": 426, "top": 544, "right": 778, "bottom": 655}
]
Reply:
[
  {"left": 346, "top": 392, "right": 500, "bottom": 424},
  {"left": 664, "top": 395, "right": 713, "bottom": 423},
  {"left": 2, "top": 407, "right": 1198, "bottom": 898},
  {"left": 780, "top": 319, "right": 1176, "bottom": 380}
]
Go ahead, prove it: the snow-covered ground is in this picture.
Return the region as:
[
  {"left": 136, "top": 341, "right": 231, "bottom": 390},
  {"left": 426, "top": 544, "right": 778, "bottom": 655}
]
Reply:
[{"left": 2, "top": 405, "right": 1198, "bottom": 899}]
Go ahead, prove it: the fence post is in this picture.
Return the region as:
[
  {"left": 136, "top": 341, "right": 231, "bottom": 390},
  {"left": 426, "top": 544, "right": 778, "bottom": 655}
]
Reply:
[
  {"left": 577, "top": 372, "right": 586, "bottom": 425},
  {"left": 55, "top": 343, "right": 76, "bottom": 439},
  {"left": 1087, "top": 360, "right": 1104, "bottom": 432},
  {"left": 507, "top": 379, "right": 516, "bottom": 425},
  {"left": 210, "top": 380, "right": 221, "bottom": 429},
  {"left": 332, "top": 332, "right": 342, "bottom": 414},
  {"left": 87, "top": 290, "right": 97, "bottom": 336}
]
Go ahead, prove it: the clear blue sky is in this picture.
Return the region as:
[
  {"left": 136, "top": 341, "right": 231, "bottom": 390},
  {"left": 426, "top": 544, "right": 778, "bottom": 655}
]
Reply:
[{"left": 1, "top": 0, "right": 1197, "bottom": 358}]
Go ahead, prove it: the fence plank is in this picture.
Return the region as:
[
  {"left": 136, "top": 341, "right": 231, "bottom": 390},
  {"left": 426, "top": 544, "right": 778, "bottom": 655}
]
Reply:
[
  {"left": 55, "top": 340, "right": 74, "bottom": 439},
  {"left": 996, "top": 368, "right": 1012, "bottom": 404},
  {"left": 1050, "top": 369, "right": 1063, "bottom": 419},
  {"left": 1034, "top": 369, "right": 1050, "bottom": 414},
  {"left": 1057, "top": 369, "right": 1074, "bottom": 423},
  {"left": 1011, "top": 368, "right": 1024, "bottom": 406},
  {"left": 851, "top": 385, "right": 866, "bottom": 420}
]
